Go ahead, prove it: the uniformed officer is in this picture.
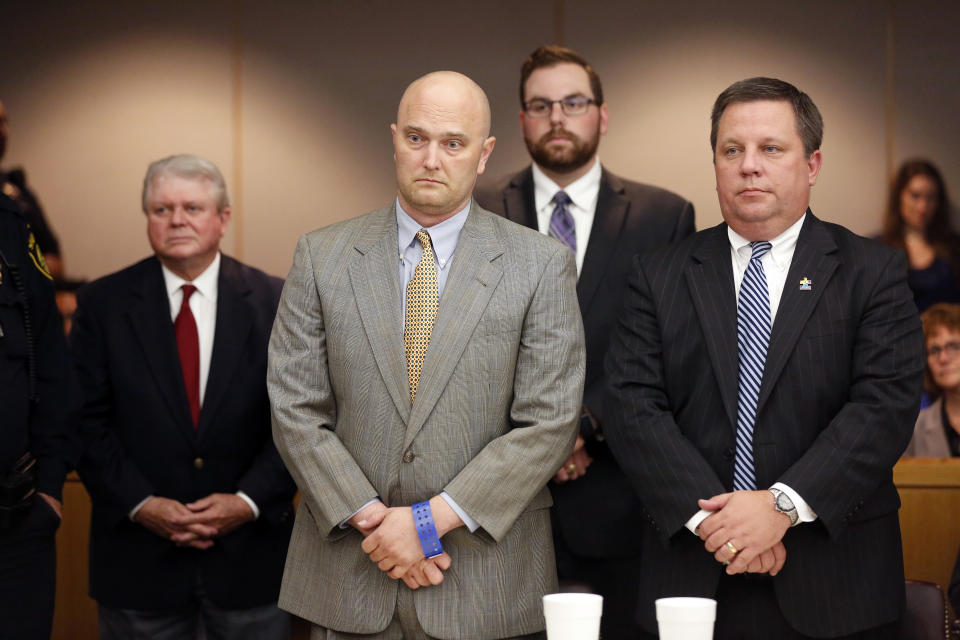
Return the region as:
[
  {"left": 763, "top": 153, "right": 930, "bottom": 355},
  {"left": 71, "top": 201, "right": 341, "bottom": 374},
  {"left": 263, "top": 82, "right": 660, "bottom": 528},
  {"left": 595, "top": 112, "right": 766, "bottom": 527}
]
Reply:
[
  {"left": 0, "top": 191, "right": 79, "bottom": 640},
  {"left": 0, "top": 98, "right": 63, "bottom": 279}
]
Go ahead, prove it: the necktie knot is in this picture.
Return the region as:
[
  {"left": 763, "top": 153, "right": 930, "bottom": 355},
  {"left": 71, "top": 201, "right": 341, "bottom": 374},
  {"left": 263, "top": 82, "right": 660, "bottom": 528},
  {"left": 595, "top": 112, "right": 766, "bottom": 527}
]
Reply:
[
  {"left": 180, "top": 284, "right": 197, "bottom": 310},
  {"left": 416, "top": 229, "right": 434, "bottom": 253},
  {"left": 749, "top": 241, "right": 772, "bottom": 261},
  {"left": 548, "top": 191, "right": 576, "bottom": 252}
]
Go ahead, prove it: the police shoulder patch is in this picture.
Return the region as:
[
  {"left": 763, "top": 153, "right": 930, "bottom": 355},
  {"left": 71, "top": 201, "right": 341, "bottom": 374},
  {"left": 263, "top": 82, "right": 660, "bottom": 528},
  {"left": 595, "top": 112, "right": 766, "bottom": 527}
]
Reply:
[{"left": 27, "top": 231, "right": 52, "bottom": 280}]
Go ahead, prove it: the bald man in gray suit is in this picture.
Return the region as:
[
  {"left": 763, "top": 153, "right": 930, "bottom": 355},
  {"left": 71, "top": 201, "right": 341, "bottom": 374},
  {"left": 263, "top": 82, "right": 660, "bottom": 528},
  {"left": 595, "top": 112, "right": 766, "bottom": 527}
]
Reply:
[{"left": 268, "top": 71, "right": 585, "bottom": 639}]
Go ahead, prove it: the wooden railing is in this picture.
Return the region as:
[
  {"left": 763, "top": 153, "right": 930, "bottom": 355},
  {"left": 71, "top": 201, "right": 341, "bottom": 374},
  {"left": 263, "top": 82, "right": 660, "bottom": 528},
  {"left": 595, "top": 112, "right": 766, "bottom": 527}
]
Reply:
[{"left": 894, "top": 458, "right": 960, "bottom": 592}]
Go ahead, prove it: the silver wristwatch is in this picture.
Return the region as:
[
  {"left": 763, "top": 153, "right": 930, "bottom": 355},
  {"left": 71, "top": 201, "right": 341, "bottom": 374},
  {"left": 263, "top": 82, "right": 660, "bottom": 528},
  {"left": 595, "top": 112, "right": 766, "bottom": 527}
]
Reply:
[{"left": 769, "top": 488, "right": 799, "bottom": 526}]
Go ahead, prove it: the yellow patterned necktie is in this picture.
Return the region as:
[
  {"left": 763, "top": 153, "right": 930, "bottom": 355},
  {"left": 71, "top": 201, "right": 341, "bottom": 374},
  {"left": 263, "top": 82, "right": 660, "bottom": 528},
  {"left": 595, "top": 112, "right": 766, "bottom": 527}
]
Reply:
[{"left": 404, "top": 230, "right": 439, "bottom": 403}]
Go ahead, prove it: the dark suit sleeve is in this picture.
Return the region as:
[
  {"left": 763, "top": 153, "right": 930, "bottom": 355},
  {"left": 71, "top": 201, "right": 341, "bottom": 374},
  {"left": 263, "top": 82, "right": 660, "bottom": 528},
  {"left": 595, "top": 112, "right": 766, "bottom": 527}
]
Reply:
[
  {"left": 778, "top": 248, "right": 924, "bottom": 537},
  {"left": 234, "top": 276, "right": 297, "bottom": 523},
  {"left": 604, "top": 255, "right": 727, "bottom": 538},
  {"left": 235, "top": 446, "right": 296, "bottom": 523},
  {"left": 71, "top": 286, "right": 156, "bottom": 523}
]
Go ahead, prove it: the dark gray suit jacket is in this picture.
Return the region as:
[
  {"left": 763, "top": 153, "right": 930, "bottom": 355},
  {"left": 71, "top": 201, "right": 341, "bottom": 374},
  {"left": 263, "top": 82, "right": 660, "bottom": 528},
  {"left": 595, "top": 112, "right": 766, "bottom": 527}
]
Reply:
[
  {"left": 605, "top": 212, "right": 925, "bottom": 636},
  {"left": 476, "top": 167, "right": 694, "bottom": 554}
]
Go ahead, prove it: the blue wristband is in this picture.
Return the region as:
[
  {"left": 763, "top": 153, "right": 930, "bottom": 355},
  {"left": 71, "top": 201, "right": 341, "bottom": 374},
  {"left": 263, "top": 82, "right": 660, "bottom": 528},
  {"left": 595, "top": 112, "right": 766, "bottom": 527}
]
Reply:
[{"left": 412, "top": 501, "right": 444, "bottom": 558}]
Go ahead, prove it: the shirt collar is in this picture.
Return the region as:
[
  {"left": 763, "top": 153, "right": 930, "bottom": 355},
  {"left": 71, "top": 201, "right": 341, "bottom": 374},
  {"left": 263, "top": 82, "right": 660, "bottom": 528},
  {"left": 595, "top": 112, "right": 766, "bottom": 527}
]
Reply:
[
  {"left": 727, "top": 212, "right": 806, "bottom": 271},
  {"left": 395, "top": 198, "right": 470, "bottom": 267},
  {"left": 531, "top": 157, "right": 602, "bottom": 213},
  {"left": 161, "top": 252, "right": 221, "bottom": 301}
]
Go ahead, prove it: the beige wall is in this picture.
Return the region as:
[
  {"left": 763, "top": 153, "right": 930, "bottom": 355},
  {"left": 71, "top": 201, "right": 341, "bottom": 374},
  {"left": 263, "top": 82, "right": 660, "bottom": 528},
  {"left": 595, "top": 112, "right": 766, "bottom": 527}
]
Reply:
[{"left": 0, "top": 0, "right": 957, "bottom": 281}]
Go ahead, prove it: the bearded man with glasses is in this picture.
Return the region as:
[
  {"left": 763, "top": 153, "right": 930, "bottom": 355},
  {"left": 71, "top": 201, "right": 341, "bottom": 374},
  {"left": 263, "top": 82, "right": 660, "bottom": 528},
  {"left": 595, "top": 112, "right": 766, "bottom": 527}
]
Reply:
[{"left": 476, "top": 45, "right": 695, "bottom": 640}]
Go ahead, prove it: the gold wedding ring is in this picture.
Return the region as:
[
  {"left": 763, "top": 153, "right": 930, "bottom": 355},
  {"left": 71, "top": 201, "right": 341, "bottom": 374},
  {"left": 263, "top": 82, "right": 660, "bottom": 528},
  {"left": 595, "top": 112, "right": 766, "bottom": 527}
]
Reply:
[
  {"left": 566, "top": 464, "right": 577, "bottom": 474},
  {"left": 725, "top": 541, "right": 740, "bottom": 556}
]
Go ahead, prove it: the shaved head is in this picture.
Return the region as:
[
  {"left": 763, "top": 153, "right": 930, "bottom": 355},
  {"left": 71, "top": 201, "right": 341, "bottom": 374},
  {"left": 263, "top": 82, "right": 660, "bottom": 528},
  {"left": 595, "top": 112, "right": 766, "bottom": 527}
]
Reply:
[
  {"left": 397, "top": 71, "right": 492, "bottom": 138},
  {"left": 391, "top": 70, "right": 496, "bottom": 226}
]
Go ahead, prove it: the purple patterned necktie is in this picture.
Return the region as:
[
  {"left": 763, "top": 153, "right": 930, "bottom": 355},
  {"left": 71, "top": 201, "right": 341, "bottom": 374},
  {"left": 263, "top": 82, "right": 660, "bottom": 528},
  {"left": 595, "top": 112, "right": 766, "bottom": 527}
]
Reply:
[{"left": 548, "top": 190, "right": 576, "bottom": 252}]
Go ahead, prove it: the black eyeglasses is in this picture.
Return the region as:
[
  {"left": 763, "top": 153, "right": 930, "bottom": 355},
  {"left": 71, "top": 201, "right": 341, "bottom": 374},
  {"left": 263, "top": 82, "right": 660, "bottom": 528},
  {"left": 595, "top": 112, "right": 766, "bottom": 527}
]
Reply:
[
  {"left": 523, "top": 96, "right": 597, "bottom": 118},
  {"left": 928, "top": 341, "right": 960, "bottom": 358}
]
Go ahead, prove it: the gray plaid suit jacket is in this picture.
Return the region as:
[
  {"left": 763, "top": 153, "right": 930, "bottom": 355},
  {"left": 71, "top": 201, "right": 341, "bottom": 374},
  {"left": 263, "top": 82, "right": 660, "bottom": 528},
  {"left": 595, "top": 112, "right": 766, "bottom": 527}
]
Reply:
[{"left": 268, "top": 202, "right": 585, "bottom": 639}]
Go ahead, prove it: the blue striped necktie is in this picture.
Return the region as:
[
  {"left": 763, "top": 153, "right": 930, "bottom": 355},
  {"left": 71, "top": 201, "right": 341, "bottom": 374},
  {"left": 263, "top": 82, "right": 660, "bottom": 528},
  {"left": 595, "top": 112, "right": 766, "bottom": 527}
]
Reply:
[
  {"left": 548, "top": 190, "right": 576, "bottom": 252},
  {"left": 734, "top": 241, "right": 772, "bottom": 491}
]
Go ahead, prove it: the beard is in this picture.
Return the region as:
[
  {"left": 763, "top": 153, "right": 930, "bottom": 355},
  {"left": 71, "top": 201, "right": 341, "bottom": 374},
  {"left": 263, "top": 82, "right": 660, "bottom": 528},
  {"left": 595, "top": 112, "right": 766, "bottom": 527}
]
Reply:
[{"left": 524, "top": 124, "right": 600, "bottom": 174}]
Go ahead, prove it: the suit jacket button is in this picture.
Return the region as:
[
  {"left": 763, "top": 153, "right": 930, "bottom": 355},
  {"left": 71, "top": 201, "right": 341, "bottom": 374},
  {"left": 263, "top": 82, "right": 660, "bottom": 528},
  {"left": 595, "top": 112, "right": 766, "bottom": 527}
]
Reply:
[
  {"left": 723, "top": 447, "right": 735, "bottom": 460},
  {"left": 402, "top": 450, "right": 415, "bottom": 463},
  {"left": 193, "top": 457, "right": 204, "bottom": 469}
]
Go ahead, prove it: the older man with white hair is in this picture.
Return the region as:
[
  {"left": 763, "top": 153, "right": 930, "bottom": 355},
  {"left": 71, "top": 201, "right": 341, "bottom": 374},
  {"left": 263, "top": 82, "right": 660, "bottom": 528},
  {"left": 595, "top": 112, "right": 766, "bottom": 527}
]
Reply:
[{"left": 71, "top": 154, "right": 297, "bottom": 640}]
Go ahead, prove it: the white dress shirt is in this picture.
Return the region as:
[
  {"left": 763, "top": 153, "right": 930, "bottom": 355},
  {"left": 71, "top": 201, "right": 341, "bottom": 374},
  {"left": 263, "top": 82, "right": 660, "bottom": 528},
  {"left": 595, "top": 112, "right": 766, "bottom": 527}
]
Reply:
[
  {"left": 130, "top": 253, "right": 259, "bottom": 519},
  {"left": 686, "top": 213, "right": 817, "bottom": 535},
  {"left": 161, "top": 254, "right": 220, "bottom": 406},
  {"left": 531, "top": 158, "right": 602, "bottom": 275}
]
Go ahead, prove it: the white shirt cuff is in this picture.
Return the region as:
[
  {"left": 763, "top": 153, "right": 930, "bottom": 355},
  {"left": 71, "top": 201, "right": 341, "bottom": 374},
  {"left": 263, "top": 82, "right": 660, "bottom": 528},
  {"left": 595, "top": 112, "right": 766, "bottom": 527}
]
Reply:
[
  {"left": 685, "top": 509, "right": 712, "bottom": 535},
  {"left": 339, "top": 498, "right": 382, "bottom": 529},
  {"left": 440, "top": 492, "right": 479, "bottom": 532},
  {"left": 129, "top": 495, "right": 153, "bottom": 521},
  {"left": 771, "top": 482, "right": 817, "bottom": 524},
  {"left": 236, "top": 491, "right": 259, "bottom": 520}
]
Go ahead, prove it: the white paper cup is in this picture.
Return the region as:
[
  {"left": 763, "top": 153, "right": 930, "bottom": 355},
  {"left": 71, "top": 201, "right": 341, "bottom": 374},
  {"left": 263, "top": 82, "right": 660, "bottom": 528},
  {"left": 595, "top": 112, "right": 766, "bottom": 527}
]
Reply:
[
  {"left": 655, "top": 597, "right": 716, "bottom": 640},
  {"left": 542, "top": 593, "right": 603, "bottom": 640}
]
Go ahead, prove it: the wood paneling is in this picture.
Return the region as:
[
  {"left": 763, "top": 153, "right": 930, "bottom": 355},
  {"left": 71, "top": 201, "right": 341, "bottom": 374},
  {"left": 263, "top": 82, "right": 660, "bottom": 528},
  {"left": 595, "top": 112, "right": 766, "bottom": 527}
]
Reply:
[
  {"left": 895, "top": 458, "right": 960, "bottom": 592},
  {"left": 52, "top": 474, "right": 96, "bottom": 640}
]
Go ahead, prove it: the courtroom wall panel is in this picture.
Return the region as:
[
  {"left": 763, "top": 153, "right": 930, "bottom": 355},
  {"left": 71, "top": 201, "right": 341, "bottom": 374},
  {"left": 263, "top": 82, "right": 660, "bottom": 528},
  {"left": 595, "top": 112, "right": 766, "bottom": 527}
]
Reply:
[{"left": 0, "top": 1, "right": 956, "bottom": 283}]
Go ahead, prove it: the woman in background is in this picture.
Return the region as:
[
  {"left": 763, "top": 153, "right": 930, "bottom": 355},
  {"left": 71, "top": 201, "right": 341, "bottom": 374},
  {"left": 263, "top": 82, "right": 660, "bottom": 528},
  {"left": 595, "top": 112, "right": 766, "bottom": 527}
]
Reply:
[
  {"left": 881, "top": 159, "right": 960, "bottom": 312},
  {"left": 905, "top": 303, "right": 960, "bottom": 457}
]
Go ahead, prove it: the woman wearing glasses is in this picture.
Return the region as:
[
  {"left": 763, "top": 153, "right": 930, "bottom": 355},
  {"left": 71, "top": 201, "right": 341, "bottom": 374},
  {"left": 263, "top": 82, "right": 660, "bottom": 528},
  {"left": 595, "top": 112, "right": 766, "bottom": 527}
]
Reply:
[{"left": 905, "top": 303, "right": 960, "bottom": 457}]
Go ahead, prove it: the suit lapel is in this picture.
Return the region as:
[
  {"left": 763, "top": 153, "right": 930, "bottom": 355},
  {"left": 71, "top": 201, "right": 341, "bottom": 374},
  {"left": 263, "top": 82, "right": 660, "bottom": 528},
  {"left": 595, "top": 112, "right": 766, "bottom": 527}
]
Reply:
[
  {"left": 402, "top": 204, "right": 504, "bottom": 450},
  {"left": 126, "top": 259, "right": 196, "bottom": 440},
  {"left": 577, "top": 170, "right": 629, "bottom": 313},
  {"left": 755, "top": 213, "right": 838, "bottom": 414},
  {"left": 348, "top": 206, "right": 411, "bottom": 423},
  {"left": 685, "top": 225, "right": 739, "bottom": 430},
  {"left": 197, "top": 256, "right": 254, "bottom": 438},
  {"left": 501, "top": 168, "right": 538, "bottom": 229}
]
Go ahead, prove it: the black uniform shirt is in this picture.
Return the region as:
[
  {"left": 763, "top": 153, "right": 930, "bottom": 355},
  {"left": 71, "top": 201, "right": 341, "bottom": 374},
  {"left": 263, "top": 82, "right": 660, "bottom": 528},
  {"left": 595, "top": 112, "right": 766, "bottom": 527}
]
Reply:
[{"left": 0, "top": 193, "right": 77, "bottom": 499}]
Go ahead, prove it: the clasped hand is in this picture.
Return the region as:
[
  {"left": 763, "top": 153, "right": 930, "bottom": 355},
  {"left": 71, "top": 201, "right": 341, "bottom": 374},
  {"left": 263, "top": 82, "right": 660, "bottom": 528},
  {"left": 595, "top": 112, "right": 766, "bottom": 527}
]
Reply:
[
  {"left": 696, "top": 490, "right": 791, "bottom": 576},
  {"left": 354, "top": 501, "right": 452, "bottom": 590},
  {"left": 134, "top": 493, "right": 255, "bottom": 549},
  {"left": 553, "top": 435, "right": 593, "bottom": 483}
]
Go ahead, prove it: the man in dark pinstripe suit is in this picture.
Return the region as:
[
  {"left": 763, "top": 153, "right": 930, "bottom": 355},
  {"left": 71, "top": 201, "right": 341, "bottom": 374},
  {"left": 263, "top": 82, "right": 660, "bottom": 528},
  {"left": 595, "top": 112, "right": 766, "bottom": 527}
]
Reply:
[{"left": 605, "top": 77, "right": 925, "bottom": 639}]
